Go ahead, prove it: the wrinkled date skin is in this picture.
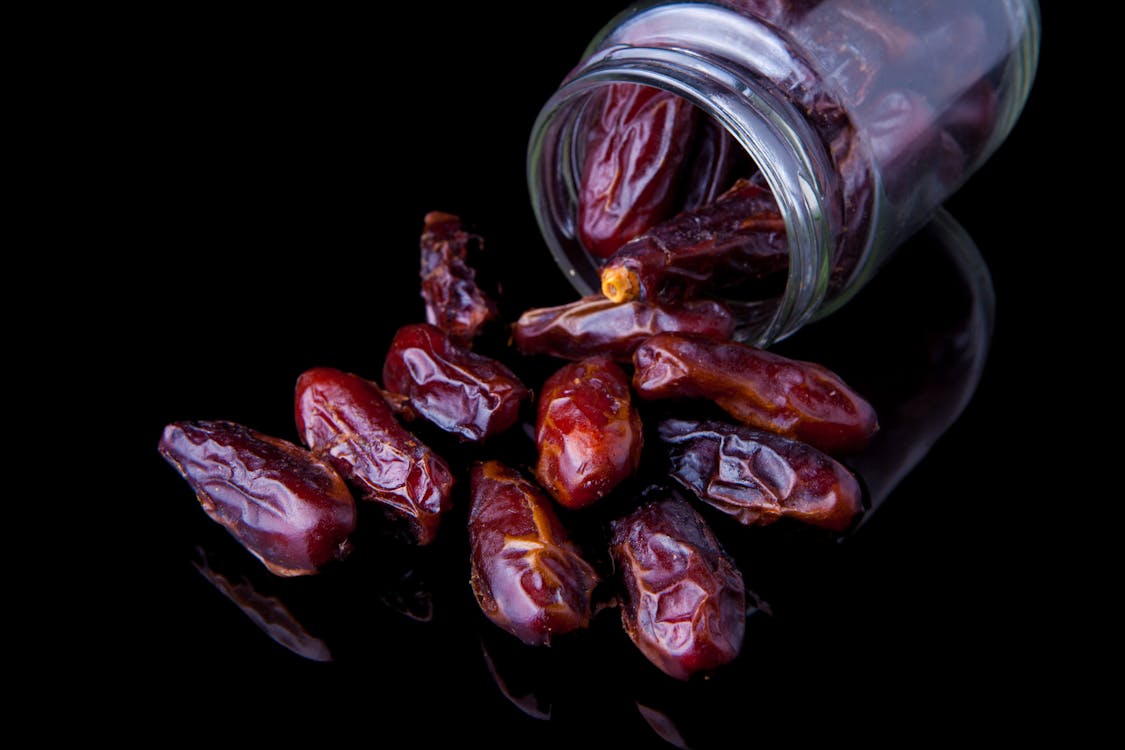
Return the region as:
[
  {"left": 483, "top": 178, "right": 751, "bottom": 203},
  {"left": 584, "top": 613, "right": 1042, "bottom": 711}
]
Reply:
[
  {"left": 660, "top": 418, "right": 863, "bottom": 532},
  {"left": 610, "top": 496, "right": 745, "bottom": 680},
  {"left": 295, "top": 367, "right": 454, "bottom": 545},
  {"left": 578, "top": 83, "right": 699, "bottom": 258},
  {"left": 601, "top": 177, "right": 787, "bottom": 306},
  {"left": 469, "top": 461, "right": 599, "bottom": 645},
  {"left": 535, "top": 356, "right": 643, "bottom": 509},
  {"left": 633, "top": 333, "right": 878, "bottom": 455},
  {"left": 513, "top": 295, "right": 735, "bottom": 363},
  {"left": 159, "top": 420, "right": 357, "bottom": 577},
  {"left": 382, "top": 323, "right": 529, "bottom": 442},
  {"left": 420, "top": 211, "right": 498, "bottom": 347}
]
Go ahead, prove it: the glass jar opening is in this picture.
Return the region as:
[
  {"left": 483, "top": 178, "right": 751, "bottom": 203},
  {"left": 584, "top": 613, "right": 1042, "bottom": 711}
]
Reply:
[{"left": 528, "top": 66, "right": 841, "bottom": 346}]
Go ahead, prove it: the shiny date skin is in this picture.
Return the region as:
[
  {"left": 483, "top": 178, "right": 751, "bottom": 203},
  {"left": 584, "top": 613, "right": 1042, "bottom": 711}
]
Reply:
[
  {"left": 535, "top": 356, "right": 643, "bottom": 509},
  {"left": 660, "top": 418, "right": 863, "bottom": 532},
  {"left": 513, "top": 295, "right": 735, "bottom": 363},
  {"left": 295, "top": 367, "right": 454, "bottom": 545},
  {"left": 420, "top": 211, "right": 498, "bottom": 347},
  {"left": 382, "top": 323, "right": 529, "bottom": 442},
  {"left": 633, "top": 333, "right": 878, "bottom": 455},
  {"left": 578, "top": 83, "right": 699, "bottom": 258},
  {"left": 159, "top": 420, "right": 356, "bottom": 577},
  {"left": 469, "top": 461, "right": 599, "bottom": 646},
  {"left": 610, "top": 495, "right": 745, "bottom": 680},
  {"left": 601, "top": 177, "right": 787, "bottom": 306}
]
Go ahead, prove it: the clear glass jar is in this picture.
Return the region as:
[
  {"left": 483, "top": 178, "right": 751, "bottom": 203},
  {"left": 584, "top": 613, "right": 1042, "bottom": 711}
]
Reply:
[{"left": 528, "top": 0, "right": 1039, "bottom": 344}]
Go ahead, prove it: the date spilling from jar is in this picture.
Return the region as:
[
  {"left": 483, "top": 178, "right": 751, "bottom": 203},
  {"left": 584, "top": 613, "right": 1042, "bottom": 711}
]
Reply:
[{"left": 161, "top": 108, "right": 880, "bottom": 683}]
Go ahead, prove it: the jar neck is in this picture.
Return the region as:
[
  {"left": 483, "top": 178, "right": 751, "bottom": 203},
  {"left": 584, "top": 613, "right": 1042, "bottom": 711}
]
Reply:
[{"left": 527, "top": 4, "right": 846, "bottom": 345}]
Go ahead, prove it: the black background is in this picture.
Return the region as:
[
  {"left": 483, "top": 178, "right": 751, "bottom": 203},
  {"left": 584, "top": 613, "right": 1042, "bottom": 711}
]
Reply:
[{"left": 73, "top": 2, "right": 1073, "bottom": 744}]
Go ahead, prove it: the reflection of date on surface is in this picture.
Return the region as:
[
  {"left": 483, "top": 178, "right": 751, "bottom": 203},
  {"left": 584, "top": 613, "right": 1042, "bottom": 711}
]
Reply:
[
  {"left": 159, "top": 420, "right": 356, "bottom": 577},
  {"left": 193, "top": 548, "right": 333, "bottom": 662}
]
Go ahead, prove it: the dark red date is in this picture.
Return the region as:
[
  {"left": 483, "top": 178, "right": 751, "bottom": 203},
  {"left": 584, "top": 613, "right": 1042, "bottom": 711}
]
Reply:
[
  {"left": 601, "top": 177, "right": 787, "bottom": 306},
  {"left": 633, "top": 333, "right": 878, "bottom": 455},
  {"left": 469, "top": 461, "right": 599, "bottom": 645},
  {"left": 159, "top": 420, "right": 356, "bottom": 577},
  {"left": 382, "top": 323, "right": 529, "bottom": 442},
  {"left": 578, "top": 83, "right": 699, "bottom": 258},
  {"left": 295, "top": 367, "right": 454, "bottom": 545},
  {"left": 513, "top": 295, "right": 735, "bottom": 362},
  {"left": 681, "top": 116, "right": 748, "bottom": 212},
  {"left": 660, "top": 418, "right": 863, "bottom": 532},
  {"left": 610, "top": 495, "right": 745, "bottom": 680},
  {"left": 535, "top": 356, "right": 643, "bottom": 509},
  {"left": 420, "top": 211, "right": 498, "bottom": 347}
]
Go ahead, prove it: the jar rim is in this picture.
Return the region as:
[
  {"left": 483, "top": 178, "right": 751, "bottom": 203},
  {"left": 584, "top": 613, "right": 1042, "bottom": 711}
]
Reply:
[{"left": 527, "top": 43, "right": 839, "bottom": 345}]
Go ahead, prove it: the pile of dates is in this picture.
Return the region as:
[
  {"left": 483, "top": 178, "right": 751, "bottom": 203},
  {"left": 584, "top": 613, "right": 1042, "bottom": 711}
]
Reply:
[{"left": 160, "top": 93, "right": 878, "bottom": 681}]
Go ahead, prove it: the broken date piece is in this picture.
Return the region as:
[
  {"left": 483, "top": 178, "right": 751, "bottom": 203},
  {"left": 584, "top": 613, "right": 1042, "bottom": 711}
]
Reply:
[
  {"left": 159, "top": 420, "right": 357, "bottom": 577},
  {"left": 469, "top": 461, "right": 599, "bottom": 646},
  {"left": 660, "top": 418, "right": 863, "bottom": 532},
  {"left": 295, "top": 367, "right": 454, "bottom": 545}
]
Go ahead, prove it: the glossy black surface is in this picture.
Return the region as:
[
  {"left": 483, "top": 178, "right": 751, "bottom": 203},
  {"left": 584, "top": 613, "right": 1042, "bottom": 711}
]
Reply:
[{"left": 82, "top": 3, "right": 1069, "bottom": 745}]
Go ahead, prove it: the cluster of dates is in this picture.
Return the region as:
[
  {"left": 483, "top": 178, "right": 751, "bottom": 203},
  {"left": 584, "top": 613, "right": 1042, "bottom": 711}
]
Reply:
[
  {"left": 581, "top": 0, "right": 1008, "bottom": 301},
  {"left": 161, "top": 92, "right": 878, "bottom": 680}
]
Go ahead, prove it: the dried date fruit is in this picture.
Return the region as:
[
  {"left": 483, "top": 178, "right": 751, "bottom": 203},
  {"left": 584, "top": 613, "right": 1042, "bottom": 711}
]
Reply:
[
  {"left": 469, "top": 461, "right": 599, "bottom": 645},
  {"left": 610, "top": 495, "right": 745, "bottom": 680},
  {"left": 159, "top": 420, "right": 356, "bottom": 577},
  {"left": 601, "top": 177, "right": 787, "bottom": 306},
  {"left": 660, "top": 418, "right": 863, "bottom": 532},
  {"left": 420, "top": 211, "right": 498, "bottom": 347},
  {"left": 382, "top": 323, "right": 529, "bottom": 442},
  {"left": 535, "top": 356, "right": 643, "bottom": 509},
  {"left": 295, "top": 366, "right": 454, "bottom": 545},
  {"left": 681, "top": 116, "right": 748, "bottom": 212},
  {"left": 633, "top": 333, "right": 878, "bottom": 455},
  {"left": 938, "top": 79, "right": 998, "bottom": 166},
  {"left": 513, "top": 295, "right": 735, "bottom": 362},
  {"left": 578, "top": 83, "right": 699, "bottom": 258}
]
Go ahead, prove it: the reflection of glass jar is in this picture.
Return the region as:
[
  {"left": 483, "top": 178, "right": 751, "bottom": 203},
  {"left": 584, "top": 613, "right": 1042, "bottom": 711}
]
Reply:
[{"left": 528, "top": 0, "right": 1039, "bottom": 344}]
